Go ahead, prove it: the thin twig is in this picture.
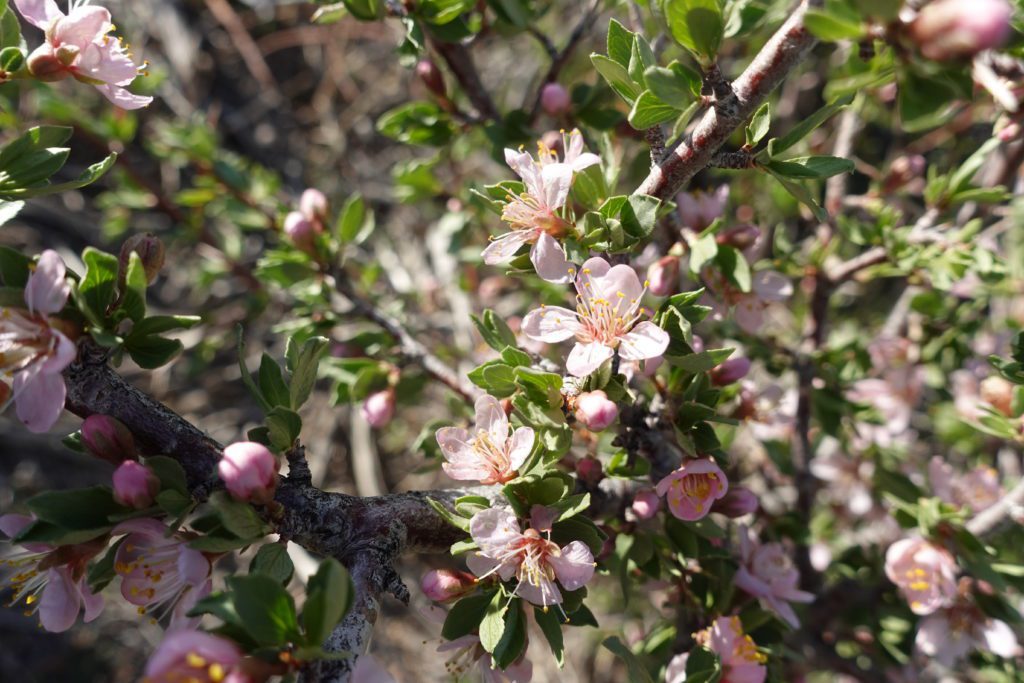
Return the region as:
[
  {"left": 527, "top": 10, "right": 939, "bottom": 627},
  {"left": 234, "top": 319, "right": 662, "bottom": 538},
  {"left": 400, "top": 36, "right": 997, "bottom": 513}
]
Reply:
[{"left": 526, "top": 0, "right": 602, "bottom": 124}]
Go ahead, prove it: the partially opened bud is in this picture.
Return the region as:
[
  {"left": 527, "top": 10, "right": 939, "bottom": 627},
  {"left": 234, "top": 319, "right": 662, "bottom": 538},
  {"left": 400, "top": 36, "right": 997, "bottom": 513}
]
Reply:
[
  {"left": 415, "top": 59, "right": 446, "bottom": 98},
  {"left": 910, "top": 0, "right": 1012, "bottom": 61},
  {"left": 647, "top": 256, "right": 680, "bottom": 297},
  {"left": 575, "top": 456, "right": 604, "bottom": 487},
  {"left": 112, "top": 461, "right": 160, "bottom": 509},
  {"left": 575, "top": 390, "right": 619, "bottom": 431},
  {"left": 119, "top": 233, "right": 166, "bottom": 285},
  {"left": 284, "top": 211, "right": 318, "bottom": 254},
  {"left": 421, "top": 569, "right": 476, "bottom": 602},
  {"left": 716, "top": 224, "right": 761, "bottom": 250},
  {"left": 540, "top": 83, "right": 572, "bottom": 116},
  {"left": 981, "top": 376, "right": 1015, "bottom": 417},
  {"left": 712, "top": 486, "right": 758, "bottom": 517},
  {"left": 299, "top": 188, "right": 328, "bottom": 223},
  {"left": 81, "top": 414, "right": 137, "bottom": 464},
  {"left": 631, "top": 489, "right": 661, "bottom": 520},
  {"left": 219, "top": 442, "right": 279, "bottom": 504},
  {"left": 710, "top": 357, "right": 752, "bottom": 386},
  {"left": 26, "top": 45, "right": 67, "bottom": 81},
  {"left": 362, "top": 389, "right": 395, "bottom": 428}
]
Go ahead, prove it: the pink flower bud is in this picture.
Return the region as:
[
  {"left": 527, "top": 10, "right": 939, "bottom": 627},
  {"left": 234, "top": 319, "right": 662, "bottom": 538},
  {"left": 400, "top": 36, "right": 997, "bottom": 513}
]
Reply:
[
  {"left": 362, "top": 389, "right": 395, "bottom": 428},
  {"left": 284, "top": 211, "right": 318, "bottom": 254},
  {"left": 710, "top": 357, "right": 752, "bottom": 386},
  {"left": 119, "top": 233, "right": 166, "bottom": 285},
  {"left": 910, "top": 0, "right": 1012, "bottom": 61},
  {"left": 711, "top": 486, "right": 758, "bottom": 517},
  {"left": 575, "top": 456, "right": 604, "bottom": 487},
  {"left": 26, "top": 45, "right": 68, "bottom": 82},
  {"left": 575, "top": 390, "right": 619, "bottom": 431},
  {"left": 81, "top": 415, "right": 137, "bottom": 464},
  {"left": 631, "top": 489, "right": 661, "bottom": 520},
  {"left": 540, "top": 82, "right": 571, "bottom": 116},
  {"left": 218, "top": 442, "right": 279, "bottom": 505},
  {"left": 716, "top": 224, "right": 761, "bottom": 250},
  {"left": 421, "top": 568, "right": 476, "bottom": 602},
  {"left": 647, "top": 256, "right": 680, "bottom": 297},
  {"left": 691, "top": 335, "right": 704, "bottom": 353},
  {"left": 112, "top": 461, "right": 159, "bottom": 509},
  {"left": 415, "top": 59, "right": 446, "bottom": 98},
  {"left": 299, "top": 189, "right": 328, "bottom": 222},
  {"left": 980, "top": 376, "right": 1014, "bottom": 417}
]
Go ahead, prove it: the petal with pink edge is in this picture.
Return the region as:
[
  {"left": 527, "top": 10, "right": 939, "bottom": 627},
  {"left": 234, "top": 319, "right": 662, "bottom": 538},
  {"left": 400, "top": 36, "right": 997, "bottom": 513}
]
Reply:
[
  {"left": 50, "top": 6, "right": 110, "bottom": 49},
  {"left": 41, "top": 331, "right": 76, "bottom": 375},
  {"left": 982, "top": 619, "right": 1021, "bottom": 658},
  {"left": 12, "top": 0, "right": 62, "bottom": 29},
  {"left": 469, "top": 508, "right": 523, "bottom": 558},
  {"left": 618, "top": 322, "right": 669, "bottom": 362},
  {"left": 25, "top": 250, "right": 70, "bottom": 315},
  {"left": 94, "top": 83, "right": 153, "bottom": 110},
  {"left": 442, "top": 458, "right": 495, "bottom": 483},
  {"left": 473, "top": 394, "right": 508, "bottom": 444},
  {"left": 81, "top": 580, "right": 105, "bottom": 623},
  {"left": 482, "top": 230, "right": 533, "bottom": 265},
  {"left": 521, "top": 306, "right": 580, "bottom": 343},
  {"left": 565, "top": 341, "right": 614, "bottom": 377},
  {"left": 530, "top": 232, "right": 572, "bottom": 284},
  {"left": 539, "top": 163, "right": 572, "bottom": 210},
  {"left": 14, "top": 370, "right": 66, "bottom": 433},
  {"left": 592, "top": 263, "right": 643, "bottom": 304},
  {"left": 514, "top": 575, "right": 562, "bottom": 606},
  {"left": 734, "top": 567, "right": 772, "bottom": 599},
  {"left": 38, "top": 567, "right": 82, "bottom": 632},
  {"left": 436, "top": 427, "right": 474, "bottom": 461},
  {"left": 506, "top": 426, "right": 534, "bottom": 472},
  {"left": 549, "top": 540, "right": 595, "bottom": 591}
]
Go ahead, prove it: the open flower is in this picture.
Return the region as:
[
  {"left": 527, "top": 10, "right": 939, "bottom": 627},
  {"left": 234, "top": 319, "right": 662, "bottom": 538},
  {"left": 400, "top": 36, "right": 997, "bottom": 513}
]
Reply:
[
  {"left": 667, "top": 616, "right": 766, "bottom": 683},
  {"left": 915, "top": 583, "right": 1021, "bottom": 666},
  {"left": 677, "top": 186, "right": 729, "bottom": 231},
  {"left": 928, "top": 457, "right": 1001, "bottom": 513},
  {"left": 535, "top": 128, "right": 600, "bottom": 172},
  {"left": 114, "top": 518, "right": 212, "bottom": 626},
  {"left": 436, "top": 395, "right": 534, "bottom": 485},
  {"left": 467, "top": 507, "right": 595, "bottom": 607},
  {"left": 884, "top": 537, "right": 958, "bottom": 615},
  {"left": 0, "top": 513, "right": 105, "bottom": 632},
  {"left": 706, "top": 269, "right": 792, "bottom": 333},
  {"left": 15, "top": 0, "right": 153, "bottom": 109},
  {"left": 438, "top": 634, "right": 533, "bottom": 683},
  {"left": 143, "top": 630, "right": 247, "bottom": 683},
  {"left": 734, "top": 525, "right": 813, "bottom": 628},
  {"left": 0, "top": 249, "right": 76, "bottom": 433},
  {"left": 522, "top": 256, "right": 669, "bottom": 377},
  {"left": 655, "top": 458, "right": 728, "bottom": 522}
]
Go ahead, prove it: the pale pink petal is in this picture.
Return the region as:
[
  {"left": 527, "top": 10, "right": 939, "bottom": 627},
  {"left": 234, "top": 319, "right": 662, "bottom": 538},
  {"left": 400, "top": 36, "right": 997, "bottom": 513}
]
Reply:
[
  {"left": 80, "top": 580, "right": 105, "bottom": 623},
  {"left": 442, "top": 458, "right": 495, "bottom": 483},
  {"left": 501, "top": 656, "right": 533, "bottom": 683},
  {"left": 514, "top": 574, "right": 561, "bottom": 606},
  {"left": 25, "top": 250, "right": 69, "bottom": 315},
  {"left": 548, "top": 541, "right": 595, "bottom": 591},
  {"left": 569, "top": 152, "right": 600, "bottom": 172},
  {"left": 981, "top": 619, "right": 1021, "bottom": 658},
  {"left": 539, "top": 163, "right": 572, "bottom": 210},
  {"left": 733, "top": 298, "right": 765, "bottom": 333},
  {"left": 665, "top": 653, "right": 689, "bottom": 683},
  {"left": 506, "top": 427, "right": 534, "bottom": 472},
  {"left": 94, "top": 83, "right": 153, "bottom": 110},
  {"left": 529, "top": 505, "right": 558, "bottom": 532},
  {"left": 51, "top": 6, "right": 110, "bottom": 49},
  {"left": 752, "top": 271, "right": 792, "bottom": 302},
  {"left": 503, "top": 148, "right": 534, "bottom": 180},
  {"left": 470, "top": 508, "right": 522, "bottom": 558},
  {"left": 474, "top": 394, "right": 508, "bottom": 444},
  {"left": 351, "top": 654, "right": 397, "bottom": 683},
  {"left": 41, "top": 331, "right": 76, "bottom": 374},
  {"left": 466, "top": 551, "right": 502, "bottom": 579},
  {"left": 530, "top": 232, "right": 572, "bottom": 283},
  {"left": 592, "top": 263, "right": 644, "bottom": 304},
  {"left": 170, "top": 578, "right": 211, "bottom": 629},
  {"left": 38, "top": 567, "right": 81, "bottom": 633},
  {"left": 766, "top": 596, "right": 800, "bottom": 628},
  {"left": 145, "top": 631, "right": 242, "bottom": 679},
  {"left": 14, "top": 370, "right": 66, "bottom": 433},
  {"left": 13, "top": 0, "right": 63, "bottom": 29},
  {"left": 618, "top": 322, "right": 669, "bottom": 362},
  {"left": 178, "top": 547, "right": 212, "bottom": 586},
  {"left": 915, "top": 613, "right": 967, "bottom": 666},
  {"left": 734, "top": 566, "right": 772, "bottom": 599},
  {"left": 436, "top": 427, "right": 474, "bottom": 460},
  {"left": 0, "top": 513, "right": 35, "bottom": 539},
  {"left": 521, "top": 306, "right": 580, "bottom": 343},
  {"left": 565, "top": 342, "right": 614, "bottom": 377},
  {"left": 482, "top": 230, "right": 534, "bottom": 265}
]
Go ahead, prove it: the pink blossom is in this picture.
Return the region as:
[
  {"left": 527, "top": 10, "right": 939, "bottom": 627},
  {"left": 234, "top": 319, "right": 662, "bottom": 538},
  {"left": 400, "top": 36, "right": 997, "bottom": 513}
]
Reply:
[
  {"left": 299, "top": 188, "right": 328, "bottom": 223},
  {"left": 655, "top": 458, "right": 728, "bottom": 522},
  {"left": 631, "top": 488, "right": 661, "bottom": 520},
  {"left": 647, "top": 255, "right": 680, "bottom": 297},
  {"left": 928, "top": 457, "right": 1001, "bottom": 513},
  {"left": 218, "top": 441, "right": 279, "bottom": 505},
  {"left": 712, "top": 487, "right": 758, "bottom": 518},
  {"left": 0, "top": 249, "right": 76, "bottom": 433},
  {"left": 81, "top": 414, "right": 137, "bottom": 463},
  {"left": 848, "top": 341, "right": 925, "bottom": 448},
  {"left": 809, "top": 445, "right": 875, "bottom": 516},
  {"left": 438, "top": 634, "right": 533, "bottom": 683},
  {"left": 466, "top": 507, "right": 595, "bottom": 606},
  {"left": 677, "top": 186, "right": 729, "bottom": 231},
  {"left": 15, "top": 0, "right": 152, "bottom": 109},
  {"left": 361, "top": 388, "right": 396, "bottom": 428},
  {"left": 540, "top": 82, "right": 571, "bottom": 115},
  {"left": 0, "top": 513, "right": 106, "bottom": 632},
  {"left": 420, "top": 568, "right": 476, "bottom": 603},
  {"left": 706, "top": 270, "right": 792, "bottom": 333},
  {"left": 114, "top": 518, "right": 212, "bottom": 626},
  {"left": 144, "top": 629, "right": 247, "bottom": 683},
  {"left": 668, "top": 616, "right": 767, "bottom": 683},
  {"left": 910, "top": 0, "right": 1012, "bottom": 61},
  {"left": 522, "top": 256, "right": 669, "bottom": 377},
  {"left": 733, "top": 525, "right": 813, "bottom": 627},
  {"left": 284, "top": 210, "right": 319, "bottom": 254},
  {"left": 738, "top": 382, "right": 797, "bottom": 443},
  {"left": 436, "top": 394, "right": 534, "bottom": 485},
  {"left": 574, "top": 390, "right": 619, "bottom": 431},
  {"left": 112, "top": 460, "right": 160, "bottom": 509},
  {"left": 915, "top": 596, "right": 1021, "bottom": 666},
  {"left": 535, "top": 128, "right": 601, "bottom": 172},
  {"left": 710, "top": 357, "right": 751, "bottom": 386},
  {"left": 884, "top": 537, "right": 958, "bottom": 615}
]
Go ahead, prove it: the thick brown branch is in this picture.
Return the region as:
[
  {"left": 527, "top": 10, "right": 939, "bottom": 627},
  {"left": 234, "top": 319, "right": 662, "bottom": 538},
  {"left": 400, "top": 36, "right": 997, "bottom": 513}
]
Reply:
[{"left": 634, "top": 0, "right": 820, "bottom": 200}]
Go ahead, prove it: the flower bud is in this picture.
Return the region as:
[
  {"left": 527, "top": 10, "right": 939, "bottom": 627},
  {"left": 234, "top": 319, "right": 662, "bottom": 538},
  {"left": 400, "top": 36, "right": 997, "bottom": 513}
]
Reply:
[
  {"left": 540, "top": 83, "right": 571, "bottom": 116},
  {"left": 647, "top": 256, "right": 680, "bottom": 297},
  {"left": 361, "top": 389, "right": 396, "bottom": 428},
  {"left": 575, "top": 456, "right": 604, "bottom": 487},
  {"left": 716, "top": 224, "right": 761, "bottom": 250},
  {"left": 575, "top": 390, "right": 619, "bottom": 431},
  {"left": 81, "top": 414, "right": 137, "bottom": 464},
  {"left": 299, "top": 188, "right": 328, "bottom": 223},
  {"left": 219, "top": 442, "right": 279, "bottom": 504},
  {"left": 631, "top": 489, "right": 661, "bottom": 520},
  {"left": 910, "top": 0, "right": 1012, "bottom": 61},
  {"left": 112, "top": 461, "right": 160, "bottom": 509},
  {"left": 119, "top": 233, "right": 166, "bottom": 284},
  {"left": 284, "top": 211, "right": 318, "bottom": 254},
  {"left": 710, "top": 357, "right": 752, "bottom": 386},
  {"left": 26, "top": 45, "right": 68, "bottom": 81},
  {"left": 421, "top": 568, "right": 476, "bottom": 602},
  {"left": 711, "top": 486, "right": 758, "bottom": 517},
  {"left": 691, "top": 335, "right": 704, "bottom": 353},
  {"left": 415, "top": 59, "right": 446, "bottom": 98},
  {"left": 981, "top": 376, "right": 1015, "bottom": 417}
]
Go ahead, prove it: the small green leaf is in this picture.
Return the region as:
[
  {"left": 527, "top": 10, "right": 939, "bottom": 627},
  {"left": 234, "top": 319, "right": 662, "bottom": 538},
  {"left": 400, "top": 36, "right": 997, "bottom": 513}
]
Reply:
[
  {"left": 628, "top": 90, "right": 679, "bottom": 130},
  {"left": 251, "top": 543, "right": 295, "bottom": 585},
  {"left": 479, "top": 590, "right": 508, "bottom": 653},
  {"left": 302, "top": 558, "right": 353, "bottom": 646},
  {"left": 228, "top": 574, "right": 301, "bottom": 646},
  {"left": 602, "top": 636, "right": 654, "bottom": 683},
  {"left": 746, "top": 101, "right": 771, "bottom": 146},
  {"left": 663, "top": 0, "right": 725, "bottom": 61}
]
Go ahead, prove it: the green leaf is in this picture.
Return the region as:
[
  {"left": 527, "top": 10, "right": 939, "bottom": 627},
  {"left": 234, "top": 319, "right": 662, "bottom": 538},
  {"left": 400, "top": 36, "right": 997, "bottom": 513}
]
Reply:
[
  {"left": 120, "top": 251, "right": 147, "bottom": 323},
  {"left": 377, "top": 102, "right": 455, "bottom": 146},
  {"left": 302, "top": 558, "right": 353, "bottom": 646},
  {"left": 471, "top": 309, "right": 518, "bottom": 351},
  {"left": 534, "top": 606, "right": 565, "bottom": 665},
  {"left": 238, "top": 327, "right": 271, "bottom": 412},
  {"left": 685, "top": 646, "right": 723, "bottom": 682},
  {"left": 0, "top": 245, "right": 32, "bottom": 286},
  {"left": 602, "top": 636, "right": 654, "bottom": 683},
  {"left": 251, "top": 543, "right": 295, "bottom": 585},
  {"left": 341, "top": 0, "right": 383, "bottom": 20},
  {"left": 259, "top": 353, "right": 291, "bottom": 409},
  {"left": 764, "top": 168, "right": 829, "bottom": 222},
  {"left": 145, "top": 456, "right": 189, "bottom": 496},
  {"left": 228, "top": 574, "right": 301, "bottom": 646},
  {"left": 266, "top": 406, "right": 303, "bottom": 450},
  {"left": 337, "top": 194, "right": 370, "bottom": 244},
  {"left": 591, "top": 54, "right": 641, "bottom": 104},
  {"left": 804, "top": 5, "right": 865, "bottom": 42},
  {"left": 26, "top": 486, "right": 124, "bottom": 531},
  {"left": 662, "top": 0, "right": 725, "bottom": 61},
  {"left": 628, "top": 90, "right": 679, "bottom": 130},
  {"left": 643, "top": 62, "right": 701, "bottom": 109},
  {"left": 607, "top": 18, "right": 634, "bottom": 67},
  {"left": 763, "top": 94, "right": 853, "bottom": 158},
  {"left": 745, "top": 101, "right": 771, "bottom": 146},
  {"left": 479, "top": 590, "right": 508, "bottom": 653},
  {"left": 0, "top": 126, "right": 71, "bottom": 196},
  {"left": 86, "top": 538, "right": 124, "bottom": 593},
  {"left": 620, "top": 194, "right": 661, "bottom": 240},
  {"left": 125, "top": 335, "right": 183, "bottom": 369},
  {"left": 765, "top": 155, "right": 854, "bottom": 179},
  {"left": 10, "top": 153, "right": 118, "bottom": 199},
  {"left": 77, "top": 247, "right": 119, "bottom": 325},
  {"left": 128, "top": 315, "right": 201, "bottom": 338},
  {"left": 209, "top": 491, "right": 270, "bottom": 540},
  {"left": 289, "top": 336, "right": 329, "bottom": 409},
  {"left": 442, "top": 592, "right": 495, "bottom": 640},
  {"left": 493, "top": 598, "right": 527, "bottom": 669}
]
